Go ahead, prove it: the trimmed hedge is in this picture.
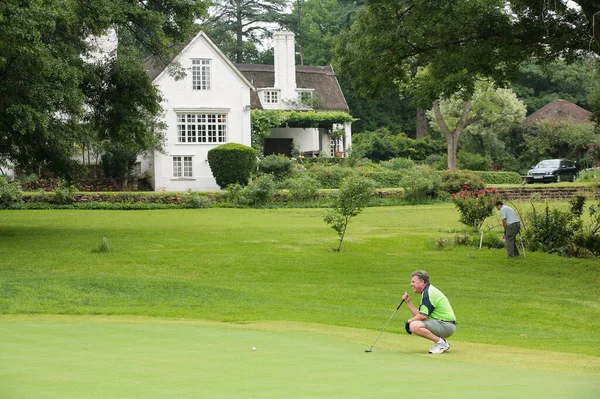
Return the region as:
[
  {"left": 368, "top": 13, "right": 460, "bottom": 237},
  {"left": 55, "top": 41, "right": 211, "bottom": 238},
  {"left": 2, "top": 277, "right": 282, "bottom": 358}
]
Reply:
[
  {"left": 473, "top": 171, "right": 522, "bottom": 184},
  {"left": 207, "top": 143, "right": 257, "bottom": 189}
]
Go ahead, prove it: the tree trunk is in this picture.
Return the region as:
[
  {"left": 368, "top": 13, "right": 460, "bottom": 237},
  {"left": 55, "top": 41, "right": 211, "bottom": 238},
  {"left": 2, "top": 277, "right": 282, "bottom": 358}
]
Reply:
[
  {"left": 432, "top": 99, "right": 480, "bottom": 170},
  {"left": 415, "top": 108, "right": 428, "bottom": 139},
  {"left": 236, "top": 1, "right": 243, "bottom": 63}
]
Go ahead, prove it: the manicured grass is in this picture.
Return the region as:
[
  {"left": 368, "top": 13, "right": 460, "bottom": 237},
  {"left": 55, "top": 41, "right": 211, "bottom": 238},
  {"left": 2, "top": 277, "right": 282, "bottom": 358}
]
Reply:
[
  {"left": 1, "top": 205, "right": 599, "bottom": 359},
  {"left": 1, "top": 315, "right": 598, "bottom": 398}
]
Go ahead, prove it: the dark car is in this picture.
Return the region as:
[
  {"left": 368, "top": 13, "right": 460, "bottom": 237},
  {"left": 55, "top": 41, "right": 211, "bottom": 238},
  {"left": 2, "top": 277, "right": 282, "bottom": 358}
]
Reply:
[{"left": 526, "top": 159, "right": 577, "bottom": 183}]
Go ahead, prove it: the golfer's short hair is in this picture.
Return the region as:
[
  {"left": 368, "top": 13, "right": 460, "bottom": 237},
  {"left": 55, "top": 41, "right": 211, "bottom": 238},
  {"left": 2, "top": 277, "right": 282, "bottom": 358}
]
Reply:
[
  {"left": 495, "top": 201, "right": 504, "bottom": 206},
  {"left": 411, "top": 270, "right": 430, "bottom": 284}
]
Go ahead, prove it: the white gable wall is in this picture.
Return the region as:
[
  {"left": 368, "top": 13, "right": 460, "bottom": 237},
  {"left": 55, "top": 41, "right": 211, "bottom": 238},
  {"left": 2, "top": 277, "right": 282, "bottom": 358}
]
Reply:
[{"left": 149, "top": 33, "right": 252, "bottom": 191}]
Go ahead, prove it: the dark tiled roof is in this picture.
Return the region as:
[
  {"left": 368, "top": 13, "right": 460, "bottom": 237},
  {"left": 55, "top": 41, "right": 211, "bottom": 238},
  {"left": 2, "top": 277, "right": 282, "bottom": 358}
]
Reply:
[
  {"left": 235, "top": 64, "right": 349, "bottom": 112},
  {"left": 524, "top": 99, "right": 593, "bottom": 125}
]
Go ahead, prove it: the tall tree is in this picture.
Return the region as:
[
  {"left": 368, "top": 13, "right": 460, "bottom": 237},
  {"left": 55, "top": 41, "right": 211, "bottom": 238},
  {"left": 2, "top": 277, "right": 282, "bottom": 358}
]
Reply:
[
  {"left": 203, "top": 0, "right": 287, "bottom": 63},
  {"left": 0, "top": 0, "right": 208, "bottom": 180},
  {"left": 511, "top": 59, "right": 596, "bottom": 114},
  {"left": 336, "top": 0, "right": 599, "bottom": 168}
]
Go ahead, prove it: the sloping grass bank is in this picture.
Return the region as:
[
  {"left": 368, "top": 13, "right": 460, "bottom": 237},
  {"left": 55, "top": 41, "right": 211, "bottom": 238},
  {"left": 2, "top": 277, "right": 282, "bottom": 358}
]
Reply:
[{"left": 0, "top": 205, "right": 599, "bottom": 357}]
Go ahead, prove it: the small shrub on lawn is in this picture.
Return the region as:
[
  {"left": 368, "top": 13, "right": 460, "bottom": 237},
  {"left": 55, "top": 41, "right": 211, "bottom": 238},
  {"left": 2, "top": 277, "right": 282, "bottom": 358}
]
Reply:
[
  {"left": 0, "top": 176, "right": 23, "bottom": 208},
  {"left": 451, "top": 187, "right": 502, "bottom": 232},
  {"left": 440, "top": 169, "right": 486, "bottom": 194},
  {"left": 480, "top": 231, "right": 505, "bottom": 249},
  {"left": 323, "top": 176, "right": 375, "bottom": 251},
  {"left": 434, "top": 237, "right": 450, "bottom": 249},
  {"left": 453, "top": 233, "right": 473, "bottom": 246},
  {"left": 523, "top": 201, "right": 582, "bottom": 256}
]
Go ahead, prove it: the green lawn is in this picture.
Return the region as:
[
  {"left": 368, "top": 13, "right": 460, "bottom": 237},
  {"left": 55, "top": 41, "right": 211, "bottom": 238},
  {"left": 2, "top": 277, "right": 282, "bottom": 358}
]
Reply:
[{"left": 1, "top": 205, "right": 599, "bottom": 397}]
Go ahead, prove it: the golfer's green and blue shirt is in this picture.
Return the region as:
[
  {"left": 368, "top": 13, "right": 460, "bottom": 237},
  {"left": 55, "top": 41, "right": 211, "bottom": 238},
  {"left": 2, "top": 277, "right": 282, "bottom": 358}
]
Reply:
[{"left": 419, "top": 284, "right": 456, "bottom": 322}]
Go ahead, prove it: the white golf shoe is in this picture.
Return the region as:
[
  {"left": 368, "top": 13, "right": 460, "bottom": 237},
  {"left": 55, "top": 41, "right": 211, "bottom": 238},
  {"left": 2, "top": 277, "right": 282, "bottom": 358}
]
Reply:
[{"left": 428, "top": 339, "right": 450, "bottom": 354}]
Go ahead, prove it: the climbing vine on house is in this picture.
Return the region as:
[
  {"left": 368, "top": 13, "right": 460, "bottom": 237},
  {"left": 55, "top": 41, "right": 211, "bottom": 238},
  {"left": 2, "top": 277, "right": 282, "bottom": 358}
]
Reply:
[{"left": 250, "top": 110, "right": 356, "bottom": 150}]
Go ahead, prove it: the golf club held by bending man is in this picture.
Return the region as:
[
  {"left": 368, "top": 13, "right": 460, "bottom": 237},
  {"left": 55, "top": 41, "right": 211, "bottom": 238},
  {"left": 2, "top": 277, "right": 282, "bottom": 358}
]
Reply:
[{"left": 402, "top": 270, "right": 457, "bottom": 354}]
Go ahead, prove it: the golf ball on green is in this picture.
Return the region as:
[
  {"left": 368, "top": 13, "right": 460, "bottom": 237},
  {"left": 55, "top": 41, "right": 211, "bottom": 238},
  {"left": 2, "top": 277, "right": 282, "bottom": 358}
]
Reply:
[{"left": 252, "top": 347, "right": 256, "bottom": 351}]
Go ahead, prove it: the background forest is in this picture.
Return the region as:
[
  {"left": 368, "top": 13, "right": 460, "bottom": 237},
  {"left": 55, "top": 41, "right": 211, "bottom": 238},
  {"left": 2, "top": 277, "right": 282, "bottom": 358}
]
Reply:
[{"left": 1, "top": 0, "right": 599, "bottom": 178}]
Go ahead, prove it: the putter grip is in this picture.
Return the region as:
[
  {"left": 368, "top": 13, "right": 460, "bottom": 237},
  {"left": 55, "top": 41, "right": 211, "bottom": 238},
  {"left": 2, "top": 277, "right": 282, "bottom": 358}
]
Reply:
[{"left": 396, "top": 299, "right": 405, "bottom": 310}]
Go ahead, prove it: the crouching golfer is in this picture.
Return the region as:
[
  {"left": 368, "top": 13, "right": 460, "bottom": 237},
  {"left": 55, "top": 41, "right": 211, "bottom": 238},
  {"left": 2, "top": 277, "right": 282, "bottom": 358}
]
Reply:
[{"left": 402, "top": 270, "right": 456, "bottom": 354}]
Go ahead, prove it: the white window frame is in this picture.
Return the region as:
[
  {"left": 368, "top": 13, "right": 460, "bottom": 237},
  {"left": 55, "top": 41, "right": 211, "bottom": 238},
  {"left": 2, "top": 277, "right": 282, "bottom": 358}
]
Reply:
[
  {"left": 264, "top": 90, "right": 279, "bottom": 104},
  {"left": 297, "top": 90, "right": 313, "bottom": 104},
  {"left": 173, "top": 156, "right": 193, "bottom": 179},
  {"left": 176, "top": 112, "right": 227, "bottom": 144},
  {"left": 192, "top": 59, "right": 211, "bottom": 90}
]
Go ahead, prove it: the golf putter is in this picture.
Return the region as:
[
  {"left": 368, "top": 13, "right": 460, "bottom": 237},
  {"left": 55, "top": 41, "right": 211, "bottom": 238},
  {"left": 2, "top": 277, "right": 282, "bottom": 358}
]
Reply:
[{"left": 365, "top": 299, "right": 405, "bottom": 353}]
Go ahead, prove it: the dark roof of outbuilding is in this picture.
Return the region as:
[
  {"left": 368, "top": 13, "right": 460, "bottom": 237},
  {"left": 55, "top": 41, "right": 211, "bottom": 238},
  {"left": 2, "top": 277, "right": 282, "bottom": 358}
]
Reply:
[
  {"left": 524, "top": 99, "right": 593, "bottom": 125},
  {"left": 235, "top": 64, "right": 349, "bottom": 112}
]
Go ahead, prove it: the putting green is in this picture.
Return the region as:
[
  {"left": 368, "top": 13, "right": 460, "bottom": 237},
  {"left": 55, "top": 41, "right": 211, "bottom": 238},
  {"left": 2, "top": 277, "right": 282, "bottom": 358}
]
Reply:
[{"left": 1, "top": 316, "right": 598, "bottom": 398}]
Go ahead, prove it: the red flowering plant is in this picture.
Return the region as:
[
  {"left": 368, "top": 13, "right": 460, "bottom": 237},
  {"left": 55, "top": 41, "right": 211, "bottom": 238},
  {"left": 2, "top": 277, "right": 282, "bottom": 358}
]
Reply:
[{"left": 451, "top": 185, "right": 502, "bottom": 232}]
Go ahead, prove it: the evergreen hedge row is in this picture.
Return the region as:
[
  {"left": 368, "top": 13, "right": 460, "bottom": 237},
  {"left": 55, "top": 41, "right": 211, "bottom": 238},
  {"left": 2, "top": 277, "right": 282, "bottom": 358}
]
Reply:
[{"left": 473, "top": 171, "right": 522, "bottom": 184}]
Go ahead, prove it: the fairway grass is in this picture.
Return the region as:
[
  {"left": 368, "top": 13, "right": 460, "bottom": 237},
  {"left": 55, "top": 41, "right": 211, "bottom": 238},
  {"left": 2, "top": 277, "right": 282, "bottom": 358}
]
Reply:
[
  {"left": 1, "top": 315, "right": 599, "bottom": 398},
  {"left": 1, "top": 205, "right": 600, "bottom": 397}
]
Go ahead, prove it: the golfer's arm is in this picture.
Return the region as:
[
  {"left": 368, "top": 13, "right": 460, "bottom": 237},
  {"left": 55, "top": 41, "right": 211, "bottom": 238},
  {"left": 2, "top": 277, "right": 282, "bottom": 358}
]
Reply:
[
  {"left": 502, "top": 219, "right": 507, "bottom": 231},
  {"left": 405, "top": 301, "right": 420, "bottom": 317}
]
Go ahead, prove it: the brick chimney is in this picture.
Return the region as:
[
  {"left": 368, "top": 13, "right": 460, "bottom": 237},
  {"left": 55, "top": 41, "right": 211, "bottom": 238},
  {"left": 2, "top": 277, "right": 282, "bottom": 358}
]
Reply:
[{"left": 273, "top": 31, "right": 297, "bottom": 101}]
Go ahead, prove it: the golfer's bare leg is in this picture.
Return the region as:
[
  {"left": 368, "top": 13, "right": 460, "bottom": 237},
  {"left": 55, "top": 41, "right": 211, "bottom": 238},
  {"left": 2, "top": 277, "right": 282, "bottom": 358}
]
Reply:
[{"left": 409, "top": 321, "right": 440, "bottom": 343}]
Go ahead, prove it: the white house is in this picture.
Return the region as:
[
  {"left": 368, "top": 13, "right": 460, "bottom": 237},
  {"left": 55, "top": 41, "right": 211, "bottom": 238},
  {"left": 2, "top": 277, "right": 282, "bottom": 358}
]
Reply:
[
  {"left": 145, "top": 32, "right": 254, "bottom": 191},
  {"left": 144, "top": 31, "right": 351, "bottom": 191},
  {"left": 236, "top": 31, "right": 352, "bottom": 158}
]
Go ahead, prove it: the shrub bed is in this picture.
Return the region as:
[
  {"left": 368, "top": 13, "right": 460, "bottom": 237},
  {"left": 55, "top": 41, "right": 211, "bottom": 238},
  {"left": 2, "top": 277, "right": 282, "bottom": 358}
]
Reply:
[{"left": 473, "top": 171, "right": 522, "bottom": 184}]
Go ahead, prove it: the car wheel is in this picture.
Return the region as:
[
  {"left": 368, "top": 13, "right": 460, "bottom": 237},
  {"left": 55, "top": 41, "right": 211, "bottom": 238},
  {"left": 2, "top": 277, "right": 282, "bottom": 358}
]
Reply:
[{"left": 556, "top": 174, "right": 561, "bottom": 183}]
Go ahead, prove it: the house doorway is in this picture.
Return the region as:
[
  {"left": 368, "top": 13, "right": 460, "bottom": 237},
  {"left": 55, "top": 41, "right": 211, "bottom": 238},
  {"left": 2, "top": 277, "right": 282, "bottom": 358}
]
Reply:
[{"left": 264, "top": 138, "right": 293, "bottom": 157}]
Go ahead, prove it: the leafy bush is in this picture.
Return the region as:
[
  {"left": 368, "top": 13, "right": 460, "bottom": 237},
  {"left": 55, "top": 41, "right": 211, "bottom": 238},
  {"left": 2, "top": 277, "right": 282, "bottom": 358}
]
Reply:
[
  {"left": 305, "top": 164, "right": 353, "bottom": 189},
  {"left": 353, "top": 167, "right": 405, "bottom": 188},
  {"left": 425, "top": 154, "right": 442, "bottom": 167},
  {"left": 440, "top": 170, "right": 486, "bottom": 194},
  {"left": 0, "top": 176, "right": 23, "bottom": 208},
  {"left": 244, "top": 174, "right": 276, "bottom": 206},
  {"left": 182, "top": 190, "right": 212, "bottom": 208},
  {"left": 380, "top": 157, "right": 415, "bottom": 170},
  {"left": 207, "top": 143, "right": 257, "bottom": 189},
  {"left": 472, "top": 171, "right": 523, "bottom": 184},
  {"left": 577, "top": 168, "right": 600, "bottom": 182},
  {"left": 523, "top": 202, "right": 582, "bottom": 255},
  {"left": 453, "top": 233, "right": 473, "bottom": 246},
  {"left": 258, "top": 155, "right": 294, "bottom": 181},
  {"left": 457, "top": 150, "right": 492, "bottom": 171},
  {"left": 287, "top": 175, "right": 321, "bottom": 201},
  {"left": 400, "top": 165, "right": 441, "bottom": 203},
  {"left": 451, "top": 187, "right": 502, "bottom": 232},
  {"left": 53, "top": 180, "right": 77, "bottom": 205}
]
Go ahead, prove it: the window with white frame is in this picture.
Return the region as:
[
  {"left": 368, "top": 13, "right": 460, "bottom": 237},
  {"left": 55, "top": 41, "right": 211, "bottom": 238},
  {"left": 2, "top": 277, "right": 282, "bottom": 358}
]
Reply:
[
  {"left": 192, "top": 59, "right": 211, "bottom": 90},
  {"left": 264, "top": 90, "right": 279, "bottom": 104},
  {"left": 173, "top": 156, "right": 193, "bottom": 178},
  {"left": 298, "top": 90, "right": 313, "bottom": 104},
  {"left": 177, "top": 113, "right": 227, "bottom": 143}
]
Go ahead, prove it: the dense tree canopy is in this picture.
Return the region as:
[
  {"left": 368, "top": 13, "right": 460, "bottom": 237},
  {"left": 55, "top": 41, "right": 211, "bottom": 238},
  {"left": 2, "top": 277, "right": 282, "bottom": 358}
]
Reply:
[
  {"left": 202, "top": 0, "right": 287, "bottom": 63},
  {"left": 0, "top": 0, "right": 207, "bottom": 179}
]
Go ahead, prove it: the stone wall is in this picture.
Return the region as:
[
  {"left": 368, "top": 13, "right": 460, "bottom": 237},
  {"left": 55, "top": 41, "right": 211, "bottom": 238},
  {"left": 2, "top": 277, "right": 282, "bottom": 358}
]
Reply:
[{"left": 496, "top": 185, "right": 600, "bottom": 201}]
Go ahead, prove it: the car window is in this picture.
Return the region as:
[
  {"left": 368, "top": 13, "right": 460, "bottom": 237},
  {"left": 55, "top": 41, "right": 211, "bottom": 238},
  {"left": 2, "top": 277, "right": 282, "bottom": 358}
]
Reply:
[{"left": 536, "top": 160, "right": 560, "bottom": 168}]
